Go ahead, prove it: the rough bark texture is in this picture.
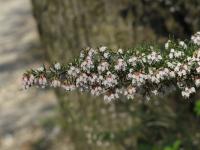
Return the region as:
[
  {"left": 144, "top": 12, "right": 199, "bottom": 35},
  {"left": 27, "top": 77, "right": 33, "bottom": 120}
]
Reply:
[{"left": 31, "top": 0, "right": 158, "bottom": 62}]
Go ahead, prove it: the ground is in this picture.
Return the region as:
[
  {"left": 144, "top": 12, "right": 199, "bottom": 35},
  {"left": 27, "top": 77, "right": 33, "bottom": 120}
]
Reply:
[{"left": 0, "top": 0, "right": 58, "bottom": 149}]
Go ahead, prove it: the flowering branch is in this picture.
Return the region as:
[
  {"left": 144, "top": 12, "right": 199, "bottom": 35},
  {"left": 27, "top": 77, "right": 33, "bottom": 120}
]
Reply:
[{"left": 22, "top": 32, "right": 200, "bottom": 102}]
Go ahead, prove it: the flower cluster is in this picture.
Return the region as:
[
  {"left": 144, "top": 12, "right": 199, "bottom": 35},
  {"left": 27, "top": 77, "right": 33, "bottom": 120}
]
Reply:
[
  {"left": 22, "top": 32, "right": 200, "bottom": 101},
  {"left": 191, "top": 32, "right": 200, "bottom": 46}
]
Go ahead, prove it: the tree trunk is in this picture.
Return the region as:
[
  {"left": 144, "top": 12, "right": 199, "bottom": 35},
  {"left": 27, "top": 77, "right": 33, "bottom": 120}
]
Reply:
[
  {"left": 31, "top": 1, "right": 139, "bottom": 149},
  {"left": 31, "top": 0, "right": 138, "bottom": 62}
]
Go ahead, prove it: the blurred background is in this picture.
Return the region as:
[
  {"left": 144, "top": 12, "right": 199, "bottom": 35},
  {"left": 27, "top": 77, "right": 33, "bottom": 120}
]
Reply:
[{"left": 0, "top": 0, "right": 200, "bottom": 150}]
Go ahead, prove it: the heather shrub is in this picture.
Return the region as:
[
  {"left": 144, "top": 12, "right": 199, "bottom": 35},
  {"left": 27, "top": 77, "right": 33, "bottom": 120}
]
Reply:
[{"left": 23, "top": 33, "right": 200, "bottom": 149}]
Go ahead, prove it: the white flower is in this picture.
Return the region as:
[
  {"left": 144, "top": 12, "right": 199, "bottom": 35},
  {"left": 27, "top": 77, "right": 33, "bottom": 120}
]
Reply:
[
  {"left": 76, "top": 73, "right": 88, "bottom": 87},
  {"left": 130, "top": 73, "right": 147, "bottom": 85},
  {"left": 158, "top": 55, "right": 162, "bottom": 60},
  {"left": 104, "top": 92, "right": 119, "bottom": 102},
  {"left": 37, "top": 66, "right": 44, "bottom": 72},
  {"left": 103, "top": 52, "right": 110, "bottom": 59},
  {"left": 54, "top": 62, "right": 61, "bottom": 70},
  {"left": 51, "top": 80, "right": 61, "bottom": 88},
  {"left": 181, "top": 87, "right": 196, "bottom": 98},
  {"left": 196, "top": 67, "right": 200, "bottom": 73},
  {"left": 146, "top": 96, "right": 150, "bottom": 101},
  {"left": 178, "top": 70, "right": 184, "bottom": 77},
  {"left": 80, "top": 51, "right": 84, "bottom": 58},
  {"left": 181, "top": 91, "right": 190, "bottom": 98},
  {"left": 191, "top": 32, "right": 200, "bottom": 46},
  {"left": 118, "top": 48, "right": 123, "bottom": 54},
  {"left": 146, "top": 52, "right": 162, "bottom": 64},
  {"left": 103, "top": 73, "right": 118, "bottom": 88},
  {"left": 68, "top": 66, "right": 80, "bottom": 77},
  {"left": 170, "top": 48, "right": 175, "bottom": 53},
  {"left": 152, "top": 90, "right": 158, "bottom": 95},
  {"left": 167, "top": 62, "right": 174, "bottom": 68},
  {"left": 99, "top": 46, "right": 107, "bottom": 52},
  {"left": 22, "top": 75, "right": 33, "bottom": 89},
  {"left": 150, "top": 75, "right": 160, "bottom": 84},
  {"left": 88, "top": 48, "right": 96, "bottom": 56},
  {"left": 28, "top": 74, "right": 35, "bottom": 85},
  {"left": 179, "top": 41, "right": 187, "bottom": 49},
  {"left": 195, "top": 49, "right": 200, "bottom": 58},
  {"left": 114, "top": 59, "right": 127, "bottom": 71},
  {"left": 142, "top": 57, "right": 147, "bottom": 63},
  {"left": 195, "top": 79, "right": 200, "bottom": 87},
  {"left": 174, "top": 64, "right": 180, "bottom": 72},
  {"left": 128, "top": 57, "right": 137, "bottom": 66},
  {"left": 187, "top": 57, "right": 192, "bottom": 62},
  {"left": 169, "top": 53, "right": 173, "bottom": 59},
  {"left": 174, "top": 51, "right": 183, "bottom": 58},
  {"left": 165, "top": 40, "right": 171, "bottom": 49},
  {"left": 103, "top": 74, "right": 118, "bottom": 87},
  {"left": 169, "top": 71, "right": 175, "bottom": 78},
  {"left": 88, "top": 74, "right": 98, "bottom": 84},
  {"left": 190, "top": 87, "right": 196, "bottom": 93},
  {"left": 91, "top": 86, "right": 103, "bottom": 96},
  {"left": 97, "top": 62, "right": 109, "bottom": 73},
  {"left": 97, "top": 75, "right": 104, "bottom": 83},
  {"left": 22, "top": 74, "right": 47, "bottom": 89},
  {"left": 22, "top": 76, "right": 28, "bottom": 83},
  {"left": 124, "top": 86, "right": 136, "bottom": 99},
  {"left": 183, "top": 65, "right": 188, "bottom": 70},
  {"left": 38, "top": 76, "right": 47, "bottom": 88},
  {"left": 62, "top": 84, "right": 76, "bottom": 91},
  {"left": 81, "top": 57, "right": 94, "bottom": 72},
  {"left": 165, "top": 43, "right": 169, "bottom": 49}
]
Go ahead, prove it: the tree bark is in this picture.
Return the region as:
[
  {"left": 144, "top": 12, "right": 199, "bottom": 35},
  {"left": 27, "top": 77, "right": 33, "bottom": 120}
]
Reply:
[{"left": 31, "top": 0, "right": 137, "bottom": 62}]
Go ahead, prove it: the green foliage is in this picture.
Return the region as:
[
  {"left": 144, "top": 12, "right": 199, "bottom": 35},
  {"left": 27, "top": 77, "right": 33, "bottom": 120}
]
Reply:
[
  {"left": 163, "top": 140, "right": 181, "bottom": 150},
  {"left": 194, "top": 100, "right": 200, "bottom": 116}
]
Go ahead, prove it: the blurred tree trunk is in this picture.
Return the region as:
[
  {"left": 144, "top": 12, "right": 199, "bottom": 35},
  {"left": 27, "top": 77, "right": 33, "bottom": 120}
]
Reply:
[
  {"left": 31, "top": 1, "right": 138, "bottom": 149},
  {"left": 31, "top": 0, "right": 140, "bottom": 62}
]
